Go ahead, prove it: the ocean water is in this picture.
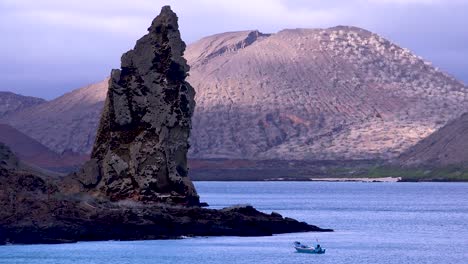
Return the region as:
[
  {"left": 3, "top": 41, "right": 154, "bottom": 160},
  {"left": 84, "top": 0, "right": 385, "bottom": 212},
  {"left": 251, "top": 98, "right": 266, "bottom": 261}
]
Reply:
[{"left": 1, "top": 182, "right": 467, "bottom": 264}]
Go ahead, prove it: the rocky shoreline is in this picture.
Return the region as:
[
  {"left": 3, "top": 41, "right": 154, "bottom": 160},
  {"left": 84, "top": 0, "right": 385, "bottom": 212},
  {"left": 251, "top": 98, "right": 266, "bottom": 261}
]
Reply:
[
  {"left": 0, "top": 142, "right": 331, "bottom": 245},
  {"left": 0, "top": 152, "right": 331, "bottom": 245},
  {"left": 266, "top": 177, "right": 401, "bottom": 182}
]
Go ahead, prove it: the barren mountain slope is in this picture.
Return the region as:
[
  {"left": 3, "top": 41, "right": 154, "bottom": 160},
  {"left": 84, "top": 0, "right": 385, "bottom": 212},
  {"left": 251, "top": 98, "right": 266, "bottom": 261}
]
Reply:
[
  {"left": 187, "top": 27, "right": 468, "bottom": 159},
  {"left": 1, "top": 79, "right": 108, "bottom": 154},
  {"left": 397, "top": 113, "right": 468, "bottom": 167},
  {"left": 3, "top": 27, "right": 468, "bottom": 160},
  {"left": 0, "top": 91, "right": 45, "bottom": 118}
]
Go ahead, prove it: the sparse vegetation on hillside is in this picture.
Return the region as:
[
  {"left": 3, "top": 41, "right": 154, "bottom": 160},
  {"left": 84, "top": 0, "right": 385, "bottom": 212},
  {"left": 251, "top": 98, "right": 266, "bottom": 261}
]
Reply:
[
  {"left": 189, "top": 159, "right": 468, "bottom": 182},
  {"left": 366, "top": 165, "right": 468, "bottom": 182}
]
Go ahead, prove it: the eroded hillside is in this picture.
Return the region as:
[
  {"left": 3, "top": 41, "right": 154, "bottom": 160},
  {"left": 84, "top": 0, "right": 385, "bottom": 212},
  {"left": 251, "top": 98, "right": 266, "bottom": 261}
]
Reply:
[{"left": 187, "top": 27, "right": 468, "bottom": 159}]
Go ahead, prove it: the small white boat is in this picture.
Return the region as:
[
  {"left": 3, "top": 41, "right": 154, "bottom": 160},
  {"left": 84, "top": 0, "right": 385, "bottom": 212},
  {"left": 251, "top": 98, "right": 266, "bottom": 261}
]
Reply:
[{"left": 293, "top": 241, "right": 326, "bottom": 254}]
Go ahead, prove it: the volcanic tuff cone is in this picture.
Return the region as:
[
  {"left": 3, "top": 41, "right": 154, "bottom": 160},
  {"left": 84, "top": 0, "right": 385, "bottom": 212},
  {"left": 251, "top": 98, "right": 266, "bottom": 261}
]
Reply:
[
  {"left": 186, "top": 28, "right": 468, "bottom": 160},
  {"left": 72, "top": 6, "right": 199, "bottom": 205}
]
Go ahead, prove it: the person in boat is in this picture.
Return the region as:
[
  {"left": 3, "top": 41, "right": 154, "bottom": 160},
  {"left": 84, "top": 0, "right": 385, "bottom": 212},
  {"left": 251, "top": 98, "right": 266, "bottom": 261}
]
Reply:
[{"left": 315, "top": 244, "right": 321, "bottom": 251}]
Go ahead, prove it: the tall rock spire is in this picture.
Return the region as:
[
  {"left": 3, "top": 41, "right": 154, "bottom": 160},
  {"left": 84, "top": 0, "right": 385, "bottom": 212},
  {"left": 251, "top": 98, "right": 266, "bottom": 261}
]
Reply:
[
  {"left": 0, "top": 7, "right": 330, "bottom": 245},
  {"left": 77, "top": 6, "right": 199, "bottom": 205}
]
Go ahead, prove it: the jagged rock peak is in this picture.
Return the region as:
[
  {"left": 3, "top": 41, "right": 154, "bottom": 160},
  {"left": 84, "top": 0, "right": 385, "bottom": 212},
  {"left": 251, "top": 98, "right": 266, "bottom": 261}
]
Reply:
[{"left": 74, "top": 6, "right": 199, "bottom": 205}]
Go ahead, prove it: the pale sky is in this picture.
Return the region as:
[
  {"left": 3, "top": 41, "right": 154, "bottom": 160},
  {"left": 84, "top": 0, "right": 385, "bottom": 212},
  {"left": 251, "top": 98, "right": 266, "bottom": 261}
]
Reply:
[{"left": 0, "top": 0, "right": 467, "bottom": 99}]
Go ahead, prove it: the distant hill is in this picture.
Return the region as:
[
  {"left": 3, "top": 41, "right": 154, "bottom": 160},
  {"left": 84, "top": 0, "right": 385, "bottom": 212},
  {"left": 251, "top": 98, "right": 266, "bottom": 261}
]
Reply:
[
  {"left": 1, "top": 80, "right": 108, "bottom": 155},
  {"left": 187, "top": 27, "right": 467, "bottom": 160},
  {"left": 0, "top": 91, "right": 45, "bottom": 118},
  {"left": 0, "top": 123, "right": 59, "bottom": 166},
  {"left": 2, "top": 27, "right": 468, "bottom": 160},
  {"left": 0, "top": 121, "right": 88, "bottom": 171},
  {"left": 397, "top": 113, "right": 468, "bottom": 167}
]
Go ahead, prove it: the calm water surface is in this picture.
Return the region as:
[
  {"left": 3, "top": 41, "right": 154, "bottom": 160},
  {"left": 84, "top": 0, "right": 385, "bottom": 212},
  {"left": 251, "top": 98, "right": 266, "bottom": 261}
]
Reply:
[{"left": 1, "top": 182, "right": 467, "bottom": 264}]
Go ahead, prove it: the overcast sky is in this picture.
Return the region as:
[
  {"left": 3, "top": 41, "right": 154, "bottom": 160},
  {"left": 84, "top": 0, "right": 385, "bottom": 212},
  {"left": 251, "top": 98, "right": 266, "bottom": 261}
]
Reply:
[{"left": 1, "top": 0, "right": 467, "bottom": 100}]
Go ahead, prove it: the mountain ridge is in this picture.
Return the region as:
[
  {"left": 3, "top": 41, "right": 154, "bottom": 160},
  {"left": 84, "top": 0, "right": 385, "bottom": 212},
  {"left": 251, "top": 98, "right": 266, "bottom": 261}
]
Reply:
[
  {"left": 0, "top": 124, "right": 87, "bottom": 170},
  {"left": 1, "top": 79, "right": 108, "bottom": 154},
  {"left": 0, "top": 91, "right": 46, "bottom": 119}
]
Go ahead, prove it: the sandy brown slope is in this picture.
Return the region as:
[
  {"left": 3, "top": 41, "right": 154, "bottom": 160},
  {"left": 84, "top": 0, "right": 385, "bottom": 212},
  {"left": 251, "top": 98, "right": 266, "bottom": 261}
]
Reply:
[
  {"left": 3, "top": 27, "right": 468, "bottom": 160},
  {"left": 397, "top": 113, "right": 468, "bottom": 166}
]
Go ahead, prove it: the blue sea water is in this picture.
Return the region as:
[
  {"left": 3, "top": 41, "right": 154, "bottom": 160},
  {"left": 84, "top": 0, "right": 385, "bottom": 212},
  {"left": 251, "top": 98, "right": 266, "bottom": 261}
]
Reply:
[{"left": 1, "top": 182, "right": 467, "bottom": 264}]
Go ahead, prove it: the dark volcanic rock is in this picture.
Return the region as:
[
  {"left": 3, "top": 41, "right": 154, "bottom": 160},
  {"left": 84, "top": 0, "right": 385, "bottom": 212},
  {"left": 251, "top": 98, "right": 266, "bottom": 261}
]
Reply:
[
  {"left": 0, "top": 143, "right": 330, "bottom": 245},
  {"left": 0, "top": 142, "right": 18, "bottom": 170},
  {"left": 0, "top": 7, "right": 332, "bottom": 245},
  {"left": 71, "top": 6, "right": 198, "bottom": 205}
]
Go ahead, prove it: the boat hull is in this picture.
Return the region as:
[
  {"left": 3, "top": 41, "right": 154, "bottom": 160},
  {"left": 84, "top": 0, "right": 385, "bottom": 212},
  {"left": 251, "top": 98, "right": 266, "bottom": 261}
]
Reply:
[{"left": 294, "top": 247, "right": 326, "bottom": 254}]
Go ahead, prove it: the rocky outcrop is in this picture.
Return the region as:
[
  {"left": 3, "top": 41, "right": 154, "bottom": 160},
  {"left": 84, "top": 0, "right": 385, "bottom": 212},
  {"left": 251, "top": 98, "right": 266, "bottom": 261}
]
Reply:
[
  {"left": 70, "top": 6, "right": 198, "bottom": 205},
  {"left": 3, "top": 27, "right": 468, "bottom": 162},
  {"left": 0, "top": 6, "right": 331, "bottom": 245},
  {"left": 0, "top": 143, "right": 329, "bottom": 245},
  {"left": 397, "top": 113, "right": 468, "bottom": 167},
  {"left": 0, "top": 142, "right": 19, "bottom": 170}
]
